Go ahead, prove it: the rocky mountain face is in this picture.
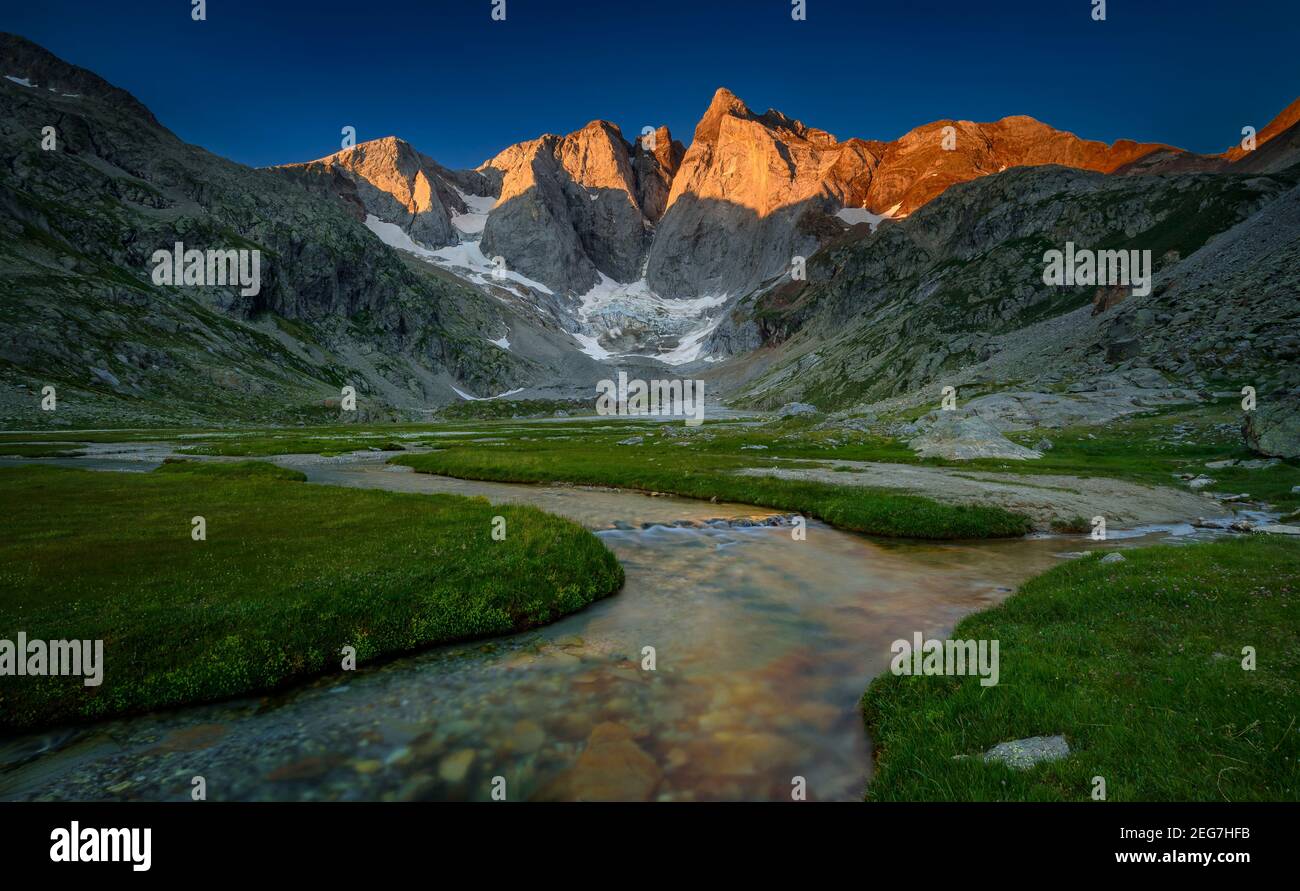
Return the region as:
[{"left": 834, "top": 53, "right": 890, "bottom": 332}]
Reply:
[
  {"left": 308, "top": 86, "right": 1224, "bottom": 365},
  {"left": 1229, "top": 109, "right": 1300, "bottom": 175},
  {"left": 3, "top": 31, "right": 1296, "bottom": 430},
  {"left": 632, "top": 125, "right": 686, "bottom": 222},
  {"left": 1226, "top": 96, "right": 1300, "bottom": 164},
  {"left": 281, "top": 121, "right": 697, "bottom": 364},
  {"left": 1113, "top": 97, "right": 1300, "bottom": 176},
  {"left": 287, "top": 121, "right": 687, "bottom": 299},
  {"left": 644, "top": 88, "right": 1182, "bottom": 301},
  {"left": 294, "top": 88, "right": 1194, "bottom": 306},
  {"left": 477, "top": 120, "right": 684, "bottom": 294},
  {"left": 719, "top": 160, "right": 1300, "bottom": 414},
  {"left": 276, "top": 137, "right": 496, "bottom": 248},
  {"left": 646, "top": 88, "right": 864, "bottom": 301},
  {"left": 0, "top": 33, "right": 544, "bottom": 427}
]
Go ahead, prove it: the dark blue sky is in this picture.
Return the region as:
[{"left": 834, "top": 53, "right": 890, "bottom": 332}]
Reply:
[{"left": 4, "top": 0, "right": 1298, "bottom": 170}]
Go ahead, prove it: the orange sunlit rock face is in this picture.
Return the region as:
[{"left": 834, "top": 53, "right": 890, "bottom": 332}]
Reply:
[
  {"left": 277, "top": 86, "right": 1299, "bottom": 299},
  {"left": 666, "top": 87, "right": 1181, "bottom": 221}
]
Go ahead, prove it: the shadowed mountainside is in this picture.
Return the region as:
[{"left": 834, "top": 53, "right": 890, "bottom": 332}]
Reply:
[{"left": 0, "top": 33, "right": 542, "bottom": 427}]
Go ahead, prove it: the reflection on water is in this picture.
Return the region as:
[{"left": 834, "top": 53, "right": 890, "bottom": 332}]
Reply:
[{"left": 0, "top": 457, "right": 1192, "bottom": 801}]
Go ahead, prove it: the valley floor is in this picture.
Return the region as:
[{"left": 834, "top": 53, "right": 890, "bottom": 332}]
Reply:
[
  {"left": 8, "top": 396, "right": 1294, "bottom": 531},
  {"left": 2, "top": 404, "right": 1297, "bottom": 799}
]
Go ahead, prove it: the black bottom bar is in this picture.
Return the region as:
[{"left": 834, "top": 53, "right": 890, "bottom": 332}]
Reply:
[{"left": 2, "top": 801, "right": 1287, "bottom": 876}]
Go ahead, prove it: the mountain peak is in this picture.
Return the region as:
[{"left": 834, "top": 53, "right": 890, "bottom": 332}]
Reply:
[
  {"left": 1226, "top": 95, "right": 1300, "bottom": 161},
  {"left": 0, "top": 31, "right": 161, "bottom": 128},
  {"left": 694, "top": 87, "right": 752, "bottom": 142},
  {"left": 708, "top": 86, "right": 747, "bottom": 110}
]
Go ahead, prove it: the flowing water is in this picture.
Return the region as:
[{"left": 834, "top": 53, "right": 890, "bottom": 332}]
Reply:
[{"left": 0, "top": 452, "right": 1208, "bottom": 801}]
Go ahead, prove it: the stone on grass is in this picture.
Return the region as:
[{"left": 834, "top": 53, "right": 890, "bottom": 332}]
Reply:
[
  {"left": 438, "top": 749, "right": 475, "bottom": 783},
  {"left": 1100, "top": 552, "right": 1126, "bottom": 564},
  {"left": 1239, "top": 458, "right": 1280, "bottom": 470},
  {"left": 982, "top": 735, "right": 1070, "bottom": 769},
  {"left": 1254, "top": 524, "right": 1300, "bottom": 536}
]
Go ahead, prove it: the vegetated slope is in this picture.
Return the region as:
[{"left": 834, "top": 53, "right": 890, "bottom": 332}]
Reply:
[
  {"left": 0, "top": 33, "right": 536, "bottom": 428},
  {"left": 722, "top": 160, "right": 1300, "bottom": 412}
]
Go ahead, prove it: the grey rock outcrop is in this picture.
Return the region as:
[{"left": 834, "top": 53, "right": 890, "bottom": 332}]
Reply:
[
  {"left": 1243, "top": 393, "right": 1300, "bottom": 458},
  {"left": 953, "top": 375, "right": 1199, "bottom": 432},
  {"left": 478, "top": 121, "right": 683, "bottom": 294},
  {"left": 909, "top": 412, "right": 1042, "bottom": 460},
  {"left": 275, "top": 137, "right": 495, "bottom": 249},
  {"left": 1254, "top": 524, "right": 1300, "bottom": 536}
]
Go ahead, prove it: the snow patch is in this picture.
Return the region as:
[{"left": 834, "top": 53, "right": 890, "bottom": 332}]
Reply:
[
  {"left": 451, "top": 385, "right": 526, "bottom": 401},
  {"left": 835, "top": 207, "right": 886, "bottom": 229},
  {"left": 5, "top": 75, "right": 35, "bottom": 88},
  {"left": 364, "top": 214, "right": 440, "bottom": 258},
  {"left": 836, "top": 203, "right": 905, "bottom": 231},
  {"left": 570, "top": 330, "right": 612, "bottom": 360},
  {"left": 450, "top": 187, "right": 497, "bottom": 236},
  {"left": 363, "top": 214, "right": 553, "bottom": 295},
  {"left": 577, "top": 273, "right": 728, "bottom": 323},
  {"left": 429, "top": 240, "right": 554, "bottom": 295},
  {"left": 654, "top": 316, "right": 723, "bottom": 365}
]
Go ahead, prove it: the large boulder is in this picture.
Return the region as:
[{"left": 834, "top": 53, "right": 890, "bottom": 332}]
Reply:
[
  {"left": 776, "top": 401, "right": 818, "bottom": 418},
  {"left": 1243, "top": 393, "right": 1300, "bottom": 458},
  {"left": 909, "top": 412, "right": 1042, "bottom": 460}
]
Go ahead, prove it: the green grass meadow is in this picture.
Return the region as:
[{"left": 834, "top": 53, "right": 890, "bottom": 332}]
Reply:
[
  {"left": 0, "top": 463, "right": 623, "bottom": 730},
  {"left": 862, "top": 536, "right": 1300, "bottom": 801}
]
